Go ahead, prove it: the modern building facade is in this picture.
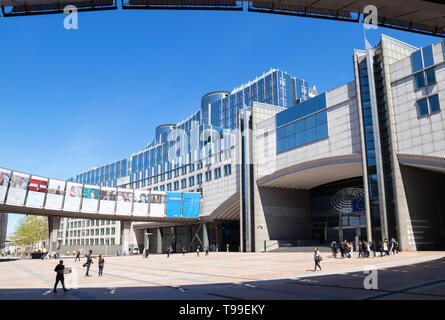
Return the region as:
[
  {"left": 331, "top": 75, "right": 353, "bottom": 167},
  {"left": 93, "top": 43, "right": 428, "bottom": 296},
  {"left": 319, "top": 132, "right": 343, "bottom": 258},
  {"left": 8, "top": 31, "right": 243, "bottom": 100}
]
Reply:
[{"left": 62, "top": 35, "right": 445, "bottom": 254}]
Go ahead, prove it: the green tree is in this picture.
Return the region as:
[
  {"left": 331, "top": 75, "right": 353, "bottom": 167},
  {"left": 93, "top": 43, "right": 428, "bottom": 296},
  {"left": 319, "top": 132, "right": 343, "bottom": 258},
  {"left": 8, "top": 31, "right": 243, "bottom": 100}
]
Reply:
[{"left": 11, "top": 215, "right": 48, "bottom": 246}]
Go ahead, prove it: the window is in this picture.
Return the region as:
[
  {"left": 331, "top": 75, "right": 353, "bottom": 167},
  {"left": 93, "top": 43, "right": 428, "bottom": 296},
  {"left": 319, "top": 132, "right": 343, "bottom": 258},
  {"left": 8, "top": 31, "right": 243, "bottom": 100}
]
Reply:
[
  {"left": 197, "top": 173, "right": 203, "bottom": 184},
  {"left": 86, "top": 230, "right": 89, "bottom": 236},
  {"left": 95, "top": 239, "right": 99, "bottom": 245},
  {"left": 189, "top": 176, "right": 195, "bottom": 187},
  {"left": 425, "top": 68, "right": 436, "bottom": 85},
  {"left": 214, "top": 167, "right": 221, "bottom": 179},
  {"left": 95, "top": 229, "right": 99, "bottom": 235},
  {"left": 101, "top": 220, "right": 105, "bottom": 225},
  {"left": 174, "top": 181, "right": 179, "bottom": 190},
  {"left": 411, "top": 50, "right": 423, "bottom": 73},
  {"left": 416, "top": 98, "right": 429, "bottom": 117},
  {"left": 100, "top": 238, "right": 104, "bottom": 245},
  {"left": 181, "top": 179, "right": 187, "bottom": 189},
  {"left": 422, "top": 45, "right": 434, "bottom": 68},
  {"left": 205, "top": 171, "right": 212, "bottom": 182},
  {"left": 182, "top": 166, "right": 187, "bottom": 175},
  {"left": 111, "top": 238, "right": 115, "bottom": 245},
  {"left": 428, "top": 94, "right": 441, "bottom": 113},
  {"left": 106, "top": 228, "right": 110, "bottom": 235},
  {"left": 224, "top": 164, "right": 232, "bottom": 176},
  {"left": 100, "top": 228, "right": 104, "bottom": 235},
  {"left": 167, "top": 183, "right": 172, "bottom": 191},
  {"left": 189, "top": 164, "right": 195, "bottom": 172},
  {"left": 160, "top": 185, "right": 165, "bottom": 191},
  {"left": 414, "top": 72, "right": 425, "bottom": 89}
]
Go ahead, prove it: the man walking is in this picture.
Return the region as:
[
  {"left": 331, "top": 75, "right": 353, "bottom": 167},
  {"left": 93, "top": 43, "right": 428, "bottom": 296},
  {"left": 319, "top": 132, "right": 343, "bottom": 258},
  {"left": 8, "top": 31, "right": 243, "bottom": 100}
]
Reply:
[
  {"left": 84, "top": 253, "right": 93, "bottom": 277},
  {"left": 74, "top": 249, "right": 81, "bottom": 262},
  {"left": 53, "top": 260, "right": 68, "bottom": 293}
]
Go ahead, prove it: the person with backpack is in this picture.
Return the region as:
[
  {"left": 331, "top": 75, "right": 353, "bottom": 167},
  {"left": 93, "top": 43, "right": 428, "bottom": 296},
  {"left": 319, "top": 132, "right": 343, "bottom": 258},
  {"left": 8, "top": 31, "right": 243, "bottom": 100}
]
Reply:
[
  {"left": 98, "top": 255, "right": 105, "bottom": 277},
  {"left": 313, "top": 248, "right": 322, "bottom": 271},
  {"left": 74, "top": 250, "right": 81, "bottom": 262}
]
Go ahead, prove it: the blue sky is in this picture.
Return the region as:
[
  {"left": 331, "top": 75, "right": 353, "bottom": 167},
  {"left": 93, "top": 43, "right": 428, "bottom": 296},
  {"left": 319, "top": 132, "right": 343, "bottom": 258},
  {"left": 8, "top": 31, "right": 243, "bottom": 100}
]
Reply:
[{"left": 1, "top": 8, "right": 441, "bottom": 235}]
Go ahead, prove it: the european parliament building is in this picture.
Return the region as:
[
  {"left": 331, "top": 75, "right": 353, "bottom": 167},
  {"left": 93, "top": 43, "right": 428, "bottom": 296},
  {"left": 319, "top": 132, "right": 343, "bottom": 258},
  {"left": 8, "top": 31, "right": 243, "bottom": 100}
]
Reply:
[{"left": 60, "top": 34, "right": 445, "bottom": 254}]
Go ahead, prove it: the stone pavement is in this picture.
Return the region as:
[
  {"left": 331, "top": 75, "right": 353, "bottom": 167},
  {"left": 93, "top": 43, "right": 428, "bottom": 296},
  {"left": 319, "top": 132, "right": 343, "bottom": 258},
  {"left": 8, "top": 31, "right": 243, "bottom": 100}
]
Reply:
[{"left": 0, "top": 251, "right": 444, "bottom": 300}]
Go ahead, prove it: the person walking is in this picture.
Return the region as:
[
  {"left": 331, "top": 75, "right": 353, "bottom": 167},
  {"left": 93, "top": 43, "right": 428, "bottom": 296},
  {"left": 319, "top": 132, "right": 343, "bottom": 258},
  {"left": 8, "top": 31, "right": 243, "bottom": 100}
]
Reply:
[
  {"left": 167, "top": 247, "right": 171, "bottom": 258},
  {"left": 226, "top": 244, "right": 229, "bottom": 252},
  {"left": 371, "top": 240, "right": 376, "bottom": 258},
  {"left": 75, "top": 250, "right": 81, "bottom": 262},
  {"left": 182, "top": 246, "right": 186, "bottom": 255},
  {"left": 313, "top": 248, "right": 322, "bottom": 271},
  {"left": 383, "top": 239, "right": 389, "bottom": 256},
  {"left": 196, "top": 245, "right": 200, "bottom": 257},
  {"left": 98, "top": 255, "right": 105, "bottom": 277},
  {"left": 205, "top": 246, "right": 209, "bottom": 256},
  {"left": 53, "top": 260, "right": 68, "bottom": 293},
  {"left": 84, "top": 253, "right": 93, "bottom": 277}
]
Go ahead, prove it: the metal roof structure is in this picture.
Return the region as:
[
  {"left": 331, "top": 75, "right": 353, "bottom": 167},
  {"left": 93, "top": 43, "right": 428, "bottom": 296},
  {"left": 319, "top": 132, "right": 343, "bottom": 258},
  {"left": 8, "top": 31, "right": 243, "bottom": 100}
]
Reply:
[{"left": 0, "top": 1, "right": 444, "bottom": 36}]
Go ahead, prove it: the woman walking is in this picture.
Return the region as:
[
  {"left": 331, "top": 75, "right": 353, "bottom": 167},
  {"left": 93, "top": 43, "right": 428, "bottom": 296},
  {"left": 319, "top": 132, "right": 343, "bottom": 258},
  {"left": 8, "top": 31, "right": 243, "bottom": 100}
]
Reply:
[
  {"left": 313, "top": 248, "right": 322, "bottom": 271},
  {"left": 98, "top": 255, "right": 105, "bottom": 277}
]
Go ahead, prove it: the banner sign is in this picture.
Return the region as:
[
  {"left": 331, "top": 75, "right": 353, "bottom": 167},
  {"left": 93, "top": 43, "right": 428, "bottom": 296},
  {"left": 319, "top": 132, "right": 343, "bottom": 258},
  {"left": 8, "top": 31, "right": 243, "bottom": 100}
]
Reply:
[
  {"left": 26, "top": 176, "right": 48, "bottom": 208},
  {"left": 149, "top": 191, "right": 166, "bottom": 217},
  {"left": 45, "top": 179, "right": 66, "bottom": 211},
  {"left": 64, "top": 182, "right": 83, "bottom": 212},
  {"left": 166, "top": 192, "right": 182, "bottom": 218},
  {"left": 6, "top": 172, "right": 30, "bottom": 206},
  {"left": 116, "top": 188, "right": 133, "bottom": 215},
  {"left": 81, "top": 184, "right": 100, "bottom": 213},
  {"left": 133, "top": 189, "right": 149, "bottom": 217},
  {"left": 0, "top": 168, "right": 11, "bottom": 204},
  {"left": 182, "top": 192, "right": 200, "bottom": 218},
  {"left": 98, "top": 187, "right": 116, "bottom": 214}
]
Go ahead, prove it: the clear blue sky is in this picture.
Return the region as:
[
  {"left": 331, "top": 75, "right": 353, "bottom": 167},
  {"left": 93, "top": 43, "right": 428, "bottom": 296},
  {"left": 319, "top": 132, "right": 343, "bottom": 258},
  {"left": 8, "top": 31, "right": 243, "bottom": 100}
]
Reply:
[{"left": 1, "top": 8, "right": 441, "bottom": 235}]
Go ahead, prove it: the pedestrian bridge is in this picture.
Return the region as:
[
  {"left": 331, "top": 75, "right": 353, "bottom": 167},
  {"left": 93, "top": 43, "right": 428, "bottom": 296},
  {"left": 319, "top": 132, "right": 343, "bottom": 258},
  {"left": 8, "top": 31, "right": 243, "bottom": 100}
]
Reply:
[{"left": 0, "top": 167, "right": 201, "bottom": 223}]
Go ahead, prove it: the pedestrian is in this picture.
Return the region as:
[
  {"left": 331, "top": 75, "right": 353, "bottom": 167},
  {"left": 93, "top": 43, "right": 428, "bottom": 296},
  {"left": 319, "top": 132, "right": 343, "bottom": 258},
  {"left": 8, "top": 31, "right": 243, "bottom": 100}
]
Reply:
[
  {"left": 53, "top": 260, "right": 68, "bottom": 293},
  {"left": 313, "top": 248, "right": 322, "bottom": 271},
  {"left": 358, "top": 240, "right": 362, "bottom": 258},
  {"left": 167, "top": 247, "right": 170, "bottom": 258},
  {"left": 205, "top": 246, "right": 209, "bottom": 256},
  {"left": 339, "top": 241, "right": 345, "bottom": 258},
  {"left": 371, "top": 240, "right": 376, "bottom": 258},
  {"left": 393, "top": 238, "right": 399, "bottom": 254},
  {"left": 98, "top": 255, "right": 105, "bottom": 277},
  {"left": 75, "top": 249, "right": 80, "bottom": 262},
  {"left": 226, "top": 244, "right": 229, "bottom": 252},
  {"left": 216, "top": 245, "right": 219, "bottom": 252},
  {"left": 83, "top": 253, "right": 93, "bottom": 277},
  {"left": 182, "top": 246, "right": 186, "bottom": 255},
  {"left": 196, "top": 245, "right": 200, "bottom": 257},
  {"left": 384, "top": 239, "right": 389, "bottom": 256}
]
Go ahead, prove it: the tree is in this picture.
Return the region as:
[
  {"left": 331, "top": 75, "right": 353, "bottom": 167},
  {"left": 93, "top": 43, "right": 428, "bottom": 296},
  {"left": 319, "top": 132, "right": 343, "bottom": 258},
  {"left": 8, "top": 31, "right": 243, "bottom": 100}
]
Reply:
[{"left": 11, "top": 215, "right": 48, "bottom": 246}]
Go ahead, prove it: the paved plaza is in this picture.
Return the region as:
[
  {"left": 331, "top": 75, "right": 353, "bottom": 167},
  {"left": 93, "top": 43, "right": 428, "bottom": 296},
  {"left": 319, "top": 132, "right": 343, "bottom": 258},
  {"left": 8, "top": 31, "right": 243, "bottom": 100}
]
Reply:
[{"left": 0, "top": 251, "right": 444, "bottom": 300}]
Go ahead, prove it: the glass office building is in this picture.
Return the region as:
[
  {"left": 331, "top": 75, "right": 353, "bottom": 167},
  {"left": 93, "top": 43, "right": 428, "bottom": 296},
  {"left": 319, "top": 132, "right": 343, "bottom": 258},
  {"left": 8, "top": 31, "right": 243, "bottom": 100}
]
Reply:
[{"left": 69, "top": 69, "right": 316, "bottom": 190}]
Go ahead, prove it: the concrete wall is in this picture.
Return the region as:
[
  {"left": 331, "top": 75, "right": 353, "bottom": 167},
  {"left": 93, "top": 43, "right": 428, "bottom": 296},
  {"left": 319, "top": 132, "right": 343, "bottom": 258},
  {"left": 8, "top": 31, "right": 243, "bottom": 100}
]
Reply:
[
  {"left": 390, "top": 40, "right": 445, "bottom": 157},
  {"left": 399, "top": 165, "right": 445, "bottom": 250}
]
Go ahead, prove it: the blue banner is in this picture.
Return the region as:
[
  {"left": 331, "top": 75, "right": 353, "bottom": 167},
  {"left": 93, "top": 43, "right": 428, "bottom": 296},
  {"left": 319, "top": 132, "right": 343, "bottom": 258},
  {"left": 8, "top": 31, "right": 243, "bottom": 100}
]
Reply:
[
  {"left": 182, "top": 192, "right": 200, "bottom": 218},
  {"left": 166, "top": 192, "right": 182, "bottom": 217}
]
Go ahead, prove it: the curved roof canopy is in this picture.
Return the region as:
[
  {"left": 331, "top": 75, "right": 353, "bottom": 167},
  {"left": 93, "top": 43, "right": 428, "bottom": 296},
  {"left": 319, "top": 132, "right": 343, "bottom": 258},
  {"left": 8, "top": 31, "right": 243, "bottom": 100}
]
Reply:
[{"left": 0, "top": 0, "right": 444, "bottom": 37}]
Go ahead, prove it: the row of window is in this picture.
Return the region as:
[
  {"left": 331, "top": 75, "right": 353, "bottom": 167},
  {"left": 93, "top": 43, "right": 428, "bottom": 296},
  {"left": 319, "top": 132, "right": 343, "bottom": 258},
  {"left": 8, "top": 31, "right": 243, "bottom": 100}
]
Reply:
[
  {"left": 66, "top": 238, "right": 116, "bottom": 246},
  {"left": 149, "top": 165, "right": 232, "bottom": 192},
  {"left": 416, "top": 94, "right": 441, "bottom": 117},
  {"left": 65, "top": 227, "right": 116, "bottom": 238},
  {"left": 411, "top": 45, "right": 435, "bottom": 73},
  {"left": 67, "top": 219, "right": 115, "bottom": 229}
]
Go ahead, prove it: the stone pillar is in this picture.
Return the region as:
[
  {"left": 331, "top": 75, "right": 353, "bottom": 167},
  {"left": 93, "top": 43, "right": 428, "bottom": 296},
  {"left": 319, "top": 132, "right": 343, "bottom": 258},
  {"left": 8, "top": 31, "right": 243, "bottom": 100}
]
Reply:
[
  {"left": 0, "top": 213, "right": 8, "bottom": 249},
  {"left": 155, "top": 228, "right": 162, "bottom": 254},
  {"left": 121, "top": 220, "right": 131, "bottom": 254},
  {"left": 48, "top": 216, "right": 61, "bottom": 254},
  {"left": 202, "top": 223, "right": 209, "bottom": 250}
]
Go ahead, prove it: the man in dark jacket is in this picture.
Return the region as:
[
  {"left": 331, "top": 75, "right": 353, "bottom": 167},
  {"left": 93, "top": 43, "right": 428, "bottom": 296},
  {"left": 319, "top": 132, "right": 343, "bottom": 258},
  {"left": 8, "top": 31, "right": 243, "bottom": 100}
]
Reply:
[
  {"left": 53, "top": 260, "right": 68, "bottom": 293},
  {"left": 84, "top": 253, "right": 93, "bottom": 277}
]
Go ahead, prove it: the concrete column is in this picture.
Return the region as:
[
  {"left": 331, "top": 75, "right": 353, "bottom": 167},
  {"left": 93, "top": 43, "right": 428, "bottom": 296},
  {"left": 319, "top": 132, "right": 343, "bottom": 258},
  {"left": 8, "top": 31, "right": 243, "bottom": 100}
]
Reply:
[
  {"left": 202, "top": 223, "right": 209, "bottom": 249},
  {"left": 0, "top": 213, "right": 8, "bottom": 249},
  {"left": 155, "top": 228, "right": 162, "bottom": 254},
  {"left": 121, "top": 220, "right": 131, "bottom": 254},
  {"left": 48, "top": 216, "right": 61, "bottom": 254}
]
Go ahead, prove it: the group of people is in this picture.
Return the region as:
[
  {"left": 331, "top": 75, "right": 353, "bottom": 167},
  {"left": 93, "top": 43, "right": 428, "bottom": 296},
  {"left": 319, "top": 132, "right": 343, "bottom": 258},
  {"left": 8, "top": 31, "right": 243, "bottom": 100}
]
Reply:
[
  {"left": 53, "top": 249, "right": 106, "bottom": 293},
  {"left": 312, "top": 237, "right": 400, "bottom": 272},
  {"left": 330, "top": 237, "right": 399, "bottom": 259}
]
